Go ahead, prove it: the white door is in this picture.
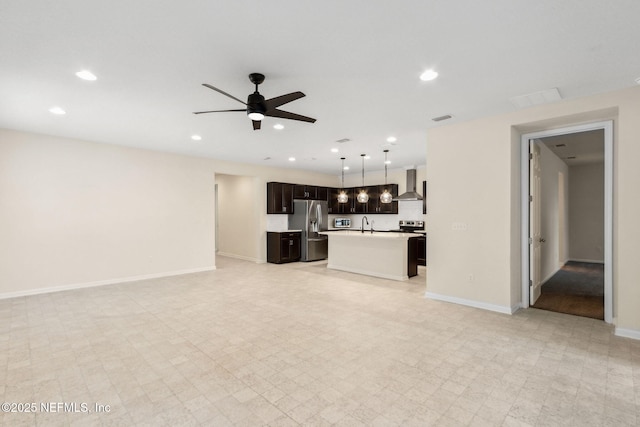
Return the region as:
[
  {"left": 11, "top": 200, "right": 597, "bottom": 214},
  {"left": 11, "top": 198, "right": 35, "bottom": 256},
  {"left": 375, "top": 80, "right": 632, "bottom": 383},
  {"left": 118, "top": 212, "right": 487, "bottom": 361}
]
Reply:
[{"left": 529, "top": 141, "right": 543, "bottom": 305}]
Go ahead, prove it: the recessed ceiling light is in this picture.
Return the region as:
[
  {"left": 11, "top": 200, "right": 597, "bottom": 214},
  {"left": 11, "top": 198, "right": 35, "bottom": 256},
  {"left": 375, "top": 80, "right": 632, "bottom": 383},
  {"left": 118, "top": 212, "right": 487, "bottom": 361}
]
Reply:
[
  {"left": 331, "top": 148, "right": 339, "bottom": 153},
  {"left": 288, "top": 157, "right": 295, "bottom": 162},
  {"left": 75, "top": 70, "right": 97, "bottom": 81},
  {"left": 273, "top": 123, "right": 284, "bottom": 130},
  {"left": 420, "top": 69, "right": 438, "bottom": 81},
  {"left": 385, "top": 160, "right": 391, "bottom": 164},
  {"left": 191, "top": 135, "right": 202, "bottom": 141},
  {"left": 364, "top": 155, "right": 371, "bottom": 160},
  {"left": 386, "top": 136, "right": 397, "bottom": 143},
  {"left": 343, "top": 166, "right": 350, "bottom": 170},
  {"left": 49, "top": 106, "right": 66, "bottom": 115}
]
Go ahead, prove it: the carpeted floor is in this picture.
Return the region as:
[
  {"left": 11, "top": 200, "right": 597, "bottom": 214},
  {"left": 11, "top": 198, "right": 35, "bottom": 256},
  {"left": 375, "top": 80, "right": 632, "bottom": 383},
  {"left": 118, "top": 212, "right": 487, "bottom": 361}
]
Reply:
[{"left": 532, "top": 261, "right": 604, "bottom": 320}]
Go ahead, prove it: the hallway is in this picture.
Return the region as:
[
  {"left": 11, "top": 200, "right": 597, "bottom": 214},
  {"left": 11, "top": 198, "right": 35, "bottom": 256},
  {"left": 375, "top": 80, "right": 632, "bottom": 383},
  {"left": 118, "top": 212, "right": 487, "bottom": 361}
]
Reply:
[{"left": 532, "top": 261, "right": 604, "bottom": 320}]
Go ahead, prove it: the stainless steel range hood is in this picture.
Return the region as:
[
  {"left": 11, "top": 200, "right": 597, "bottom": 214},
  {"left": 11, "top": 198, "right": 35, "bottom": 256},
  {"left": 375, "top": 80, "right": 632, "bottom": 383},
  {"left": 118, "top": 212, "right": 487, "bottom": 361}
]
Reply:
[{"left": 394, "top": 169, "right": 423, "bottom": 201}]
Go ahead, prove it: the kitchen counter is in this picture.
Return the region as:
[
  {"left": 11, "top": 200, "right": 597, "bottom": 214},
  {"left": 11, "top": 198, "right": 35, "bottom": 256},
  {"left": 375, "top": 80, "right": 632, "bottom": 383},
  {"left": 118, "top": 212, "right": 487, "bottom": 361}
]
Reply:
[{"left": 320, "top": 230, "right": 420, "bottom": 281}]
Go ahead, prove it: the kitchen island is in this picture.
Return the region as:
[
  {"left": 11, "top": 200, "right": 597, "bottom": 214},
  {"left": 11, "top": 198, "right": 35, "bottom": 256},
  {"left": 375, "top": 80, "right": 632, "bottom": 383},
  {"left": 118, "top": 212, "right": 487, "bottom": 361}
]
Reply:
[{"left": 320, "top": 230, "right": 420, "bottom": 281}]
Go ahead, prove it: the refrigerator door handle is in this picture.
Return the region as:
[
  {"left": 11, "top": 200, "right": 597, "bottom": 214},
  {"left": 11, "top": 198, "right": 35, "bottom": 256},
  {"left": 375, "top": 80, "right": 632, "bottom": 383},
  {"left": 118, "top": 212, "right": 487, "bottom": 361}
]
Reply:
[{"left": 316, "top": 204, "right": 322, "bottom": 230}]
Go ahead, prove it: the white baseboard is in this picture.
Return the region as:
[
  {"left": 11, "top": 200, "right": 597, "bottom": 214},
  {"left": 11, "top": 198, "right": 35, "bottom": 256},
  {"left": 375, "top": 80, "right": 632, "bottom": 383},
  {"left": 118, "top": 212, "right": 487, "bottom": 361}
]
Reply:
[
  {"left": 0, "top": 266, "right": 216, "bottom": 300},
  {"left": 216, "top": 252, "right": 264, "bottom": 263},
  {"left": 425, "top": 291, "right": 519, "bottom": 315},
  {"left": 614, "top": 327, "right": 640, "bottom": 341}
]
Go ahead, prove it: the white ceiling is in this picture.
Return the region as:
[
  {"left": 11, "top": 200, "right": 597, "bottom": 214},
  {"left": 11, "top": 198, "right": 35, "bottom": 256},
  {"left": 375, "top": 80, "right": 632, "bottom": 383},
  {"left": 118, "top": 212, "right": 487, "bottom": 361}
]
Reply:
[
  {"left": 541, "top": 130, "right": 604, "bottom": 166},
  {"left": 1, "top": 1, "right": 639, "bottom": 175}
]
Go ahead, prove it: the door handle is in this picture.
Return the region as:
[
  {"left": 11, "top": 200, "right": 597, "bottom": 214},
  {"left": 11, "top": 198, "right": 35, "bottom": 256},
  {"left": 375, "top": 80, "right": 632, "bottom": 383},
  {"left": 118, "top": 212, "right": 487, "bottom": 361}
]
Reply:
[{"left": 539, "top": 238, "right": 546, "bottom": 243}]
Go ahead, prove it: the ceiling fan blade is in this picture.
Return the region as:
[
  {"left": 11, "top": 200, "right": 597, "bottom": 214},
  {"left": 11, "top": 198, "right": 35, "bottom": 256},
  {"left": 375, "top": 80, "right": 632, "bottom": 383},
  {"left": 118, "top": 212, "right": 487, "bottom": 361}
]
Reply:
[
  {"left": 264, "top": 92, "right": 305, "bottom": 110},
  {"left": 265, "top": 109, "right": 316, "bottom": 123},
  {"left": 252, "top": 120, "right": 261, "bottom": 130},
  {"left": 193, "top": 109, "right": 247, "bottom": 114},
  {"left": 202, "top": 83, "right": 247, "bottom": 105}
]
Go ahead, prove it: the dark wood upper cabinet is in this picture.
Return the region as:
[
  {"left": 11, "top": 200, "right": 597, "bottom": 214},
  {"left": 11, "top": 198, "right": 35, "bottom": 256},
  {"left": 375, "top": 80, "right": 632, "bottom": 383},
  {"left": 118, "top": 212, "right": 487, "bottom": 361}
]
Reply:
[
  {"left": 294, "top": 184, "right": 329, "bottom": 201},
  {"left": 293, "top": 184, "right": 315, "bottom": 200},
  {"left": 269, "top": 182, "right": 399, "bottom": 215},
  {"left": 315, "top": 186, "right": 328, "bottom": 201},
  {"left": 375, "top": 184, "right": 399, "bottom": 214},
  {"left": 329, "top": 187, "right": 351, "bottom": 214},
  {"left": 267, "top": 182, "right": 294, "bottom": 214}
]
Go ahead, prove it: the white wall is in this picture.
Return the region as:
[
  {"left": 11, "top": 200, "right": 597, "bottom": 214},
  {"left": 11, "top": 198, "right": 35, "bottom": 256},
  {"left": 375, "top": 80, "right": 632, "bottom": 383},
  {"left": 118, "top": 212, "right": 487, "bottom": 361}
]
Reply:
[
  {"left": 216, "top": 174, "right": 261, "bottom": 262},
  {"left": 569, "top": 162, "right": 604, "bottom": 263},
  {"left": 0, "top": 129, "right": 216, "bottom": 297},
  {"left": 0, "top": 128, "right": 340, "bottom": 297},
  {"left": 426, "top": 85, "right": 640, "bottom": 334},
  {"left": 538, "top": 141, "right": 569, "bottom": 281}
]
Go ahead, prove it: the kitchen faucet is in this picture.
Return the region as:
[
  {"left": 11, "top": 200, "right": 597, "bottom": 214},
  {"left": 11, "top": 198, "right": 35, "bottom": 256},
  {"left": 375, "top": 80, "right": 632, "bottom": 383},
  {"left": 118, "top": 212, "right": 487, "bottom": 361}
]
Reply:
[{"left": 361, "top": 216, "right": 369, "bottom": 233}]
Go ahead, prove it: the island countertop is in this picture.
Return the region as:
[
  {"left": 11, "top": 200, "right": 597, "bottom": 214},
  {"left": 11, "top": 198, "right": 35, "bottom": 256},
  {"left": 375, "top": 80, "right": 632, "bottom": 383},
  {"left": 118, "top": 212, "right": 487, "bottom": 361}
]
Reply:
[{"left": 321, "top": 230, "right": 420, "bottom": 239}]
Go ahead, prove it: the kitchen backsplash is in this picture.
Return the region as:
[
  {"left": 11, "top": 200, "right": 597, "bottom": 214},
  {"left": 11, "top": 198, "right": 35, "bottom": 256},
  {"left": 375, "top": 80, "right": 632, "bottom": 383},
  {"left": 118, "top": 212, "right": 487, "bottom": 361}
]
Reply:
[
  {"left": 398, "top": 200, "right": 424, "bottom": 219},
  {"left": 266, "top": 214, "right": 289, "bottom": 232}
]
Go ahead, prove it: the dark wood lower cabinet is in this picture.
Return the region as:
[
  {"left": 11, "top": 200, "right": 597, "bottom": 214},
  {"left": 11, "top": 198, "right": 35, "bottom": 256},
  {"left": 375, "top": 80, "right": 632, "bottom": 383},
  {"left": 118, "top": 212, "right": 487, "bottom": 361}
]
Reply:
[
  {"left": 407, "top": 235, "right": 426, "bottom": 276},
  {"left": 408, "top": 237, "right": 418, "bottom": 277},
  {"left": 267, "top": 232, "right": 301, "bottom": 264},
  {"left": 416, "top": 235, "right": 426, "bottom": 266}
]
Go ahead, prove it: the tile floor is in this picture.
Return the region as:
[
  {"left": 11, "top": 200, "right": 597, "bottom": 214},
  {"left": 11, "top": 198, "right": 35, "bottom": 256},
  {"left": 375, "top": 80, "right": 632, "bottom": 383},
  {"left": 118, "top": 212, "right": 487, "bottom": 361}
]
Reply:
[{"left": 1, "top": 256, "right": 639, "bottom": 426}]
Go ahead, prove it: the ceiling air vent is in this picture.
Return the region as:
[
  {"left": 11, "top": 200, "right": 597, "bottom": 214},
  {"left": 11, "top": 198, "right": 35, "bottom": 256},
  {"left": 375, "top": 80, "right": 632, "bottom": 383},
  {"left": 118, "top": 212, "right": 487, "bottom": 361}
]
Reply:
[
  {"left": 509, "top": 88, "right": 562, "bottom": 109},
  {"left": 336, "top": 138, "right": 350, "bottom": 143},
  {"left": 432, "top": 114, "right": 452, "bottom": 122}
]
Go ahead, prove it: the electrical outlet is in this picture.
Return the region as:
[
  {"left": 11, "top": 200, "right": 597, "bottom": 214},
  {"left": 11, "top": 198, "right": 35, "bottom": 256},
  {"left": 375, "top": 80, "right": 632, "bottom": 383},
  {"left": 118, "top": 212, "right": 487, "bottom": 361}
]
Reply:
[{"left": 468, "top": 274, "right": 474, "bottom": 282}]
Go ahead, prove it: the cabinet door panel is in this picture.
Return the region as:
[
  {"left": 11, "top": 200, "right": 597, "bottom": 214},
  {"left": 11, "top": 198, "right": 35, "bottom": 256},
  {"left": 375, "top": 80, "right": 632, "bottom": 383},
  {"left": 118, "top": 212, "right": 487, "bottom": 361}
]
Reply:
[
  {"left": 315, "top": 186, "right": 328, "bottom": 201},
  {"left": 377, "top": 184, "right": 398, "bottom": 214},
  {"left": 267, "top": 182, "right": 294, "bottom": 213}
]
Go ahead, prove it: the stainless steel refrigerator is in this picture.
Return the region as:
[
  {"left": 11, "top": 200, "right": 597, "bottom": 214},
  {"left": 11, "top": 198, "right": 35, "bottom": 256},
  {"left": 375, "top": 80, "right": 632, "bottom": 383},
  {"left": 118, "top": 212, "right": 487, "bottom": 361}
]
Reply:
[{"left": 290, "top": 200, "right": 328, "bottom": 261}]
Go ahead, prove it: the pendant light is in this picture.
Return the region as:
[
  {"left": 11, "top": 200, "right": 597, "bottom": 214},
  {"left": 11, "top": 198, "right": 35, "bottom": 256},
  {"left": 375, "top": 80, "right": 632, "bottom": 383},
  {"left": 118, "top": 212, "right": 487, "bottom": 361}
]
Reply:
[
  {"left": 337, "top": 157, "right": 349, "bottom": 203},
  {"left": 380, "top": 150, "right": 393, "bottom": 204},
  {"left": 357, "top": 154, "right": 369, "bottom": 203}
]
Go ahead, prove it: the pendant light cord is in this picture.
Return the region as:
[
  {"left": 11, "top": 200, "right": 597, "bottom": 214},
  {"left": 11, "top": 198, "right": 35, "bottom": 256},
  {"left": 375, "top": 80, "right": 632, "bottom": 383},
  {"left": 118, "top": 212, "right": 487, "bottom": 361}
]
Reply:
[{"left": 384, "top": 150, "right": 388, "bottom": 185}]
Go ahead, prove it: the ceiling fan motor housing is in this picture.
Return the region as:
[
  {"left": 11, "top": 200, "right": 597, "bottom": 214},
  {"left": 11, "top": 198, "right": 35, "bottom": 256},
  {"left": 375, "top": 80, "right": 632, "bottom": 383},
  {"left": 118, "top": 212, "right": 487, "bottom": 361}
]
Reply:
[{"left": 247, "top": 92, "right": 266, "bottom": 116}]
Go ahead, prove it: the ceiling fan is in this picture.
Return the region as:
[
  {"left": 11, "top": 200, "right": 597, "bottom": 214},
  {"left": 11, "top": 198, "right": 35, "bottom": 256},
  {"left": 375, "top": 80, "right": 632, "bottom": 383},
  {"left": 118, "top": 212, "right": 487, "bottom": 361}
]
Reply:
[{"left": 194, "top": 73, "right": 316, "bottom": 130}]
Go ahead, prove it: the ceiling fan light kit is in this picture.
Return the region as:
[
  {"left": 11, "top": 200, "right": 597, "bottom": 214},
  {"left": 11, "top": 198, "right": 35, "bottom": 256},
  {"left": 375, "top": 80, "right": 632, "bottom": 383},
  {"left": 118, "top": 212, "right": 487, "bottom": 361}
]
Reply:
[{"left": 194, "top": 73, "right": 316, "bottom": 130}]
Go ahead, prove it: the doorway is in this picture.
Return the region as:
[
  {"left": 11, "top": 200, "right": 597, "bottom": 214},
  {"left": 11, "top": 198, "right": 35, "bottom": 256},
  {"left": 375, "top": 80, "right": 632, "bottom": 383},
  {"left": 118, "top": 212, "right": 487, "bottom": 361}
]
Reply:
[{"left": 521, "top": 121, "right": 613, "bottom": 323}]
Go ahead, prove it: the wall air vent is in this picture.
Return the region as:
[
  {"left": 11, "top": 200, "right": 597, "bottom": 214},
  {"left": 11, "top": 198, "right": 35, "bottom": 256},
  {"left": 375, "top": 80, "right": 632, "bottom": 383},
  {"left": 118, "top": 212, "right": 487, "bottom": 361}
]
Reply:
[
  {"left": 555, "top": 144, "right": 567, "bottom": 147},
  {"left": 432, "top": 114, "right": 453, "bottom": 122}
]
